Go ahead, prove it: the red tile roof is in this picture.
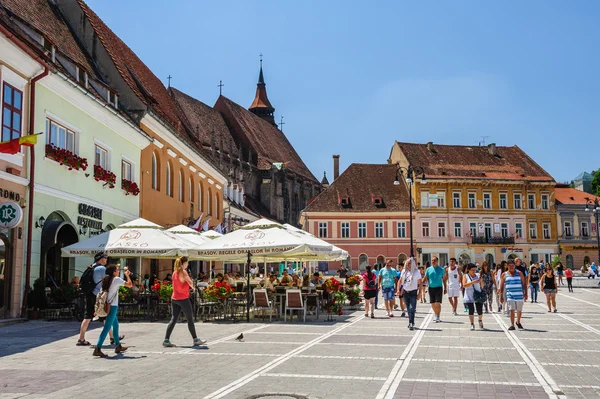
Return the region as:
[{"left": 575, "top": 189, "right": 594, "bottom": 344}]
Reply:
[
  {"left": 76, "top": 0, "right": 182, "bottom": 130},
  {"left": 168, "top": 87, "right": 237, "bottom": 154},
  {"left": 394, "top": 142, "right": 554, "bottom": 181},
  {"left": 555, "top": 187, "right": 600, "bottom": 205},
  {"left": 214, "top": 95, "right": 317, "bottom": 182},
  {"left": 1, "top": 0, "right": 93, "bottom": 72},
  {"left": 304, "top": 164, "right": 411, "bottom": 213}
]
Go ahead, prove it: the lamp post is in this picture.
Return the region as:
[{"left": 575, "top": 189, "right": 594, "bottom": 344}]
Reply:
[
  {"left": 394, "top": 165, "right": 426, "bottom": 258},
  {"left": 585, "top": 197, "right": 600, "bottom": 266}
]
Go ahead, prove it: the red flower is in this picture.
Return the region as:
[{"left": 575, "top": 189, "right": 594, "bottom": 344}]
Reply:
[
  {"left": 93, "top": 165, "right": 116, "bottom": 188},
  {"left": 121, "top": 178, "right": 140, "bottom": 196},
  {"left": 45, "top": 144, "right": 88, "bottom": 171}
]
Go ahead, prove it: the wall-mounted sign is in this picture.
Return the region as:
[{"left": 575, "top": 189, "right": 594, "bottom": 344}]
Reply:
[
  {"left": 0, "top": 201, "right": 23, "bottom": 228},
  {"left": 78, "top": 203, "right": 103, "bottom": 230},
  {"left": 494, "top": 223, "right": 500, "bottom": 233},
  {"left": 478, "top": 223, "right": 484, "bottom": 233}
]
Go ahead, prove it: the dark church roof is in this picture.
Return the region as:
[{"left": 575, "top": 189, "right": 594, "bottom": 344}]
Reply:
[
  {"left": 305, "top": 164, "right": 411, "bottom": 213},
  {"left": 249, "top": 65, "right": 274, "bottom": 112},
  {"left": 214, "top": 95, "right": 317, "bottom": 183}
]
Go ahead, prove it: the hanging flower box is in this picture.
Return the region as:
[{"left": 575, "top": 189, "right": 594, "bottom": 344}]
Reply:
[
  {"left": 121, "top": 178, "right": 140, "bottom": 196},
  {"left": 94, "top": 164, "right": 116, "bottom": 188},
  {"left": 45, "top": 144, "right": 88, "bottom": 171}
]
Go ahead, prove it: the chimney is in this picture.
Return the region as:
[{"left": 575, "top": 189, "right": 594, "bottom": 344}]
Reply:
[
  {"left": 426, "top": 142, "right": 434, "bottom": 152},
  {"left": 488, "top": 143, "right": 497, "bottom": 156},
  {"left": 333, "top": 155, "right": 340, "bottom": 180}
]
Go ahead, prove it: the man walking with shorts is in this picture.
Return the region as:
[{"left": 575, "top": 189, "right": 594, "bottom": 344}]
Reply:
[
  {"left": 446, "top": 258, "right": 462, "bottom": 315},
  {"left": 422, "top": 256, "right": 447, "bottom": 322},
  {"left": 379, "top": 260, "right": 398, "bottom": 317},
  {"left": 500, "top": 259, "right": 528, "bottom": 330}
]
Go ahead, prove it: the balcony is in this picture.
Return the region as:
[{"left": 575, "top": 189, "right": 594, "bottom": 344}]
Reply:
[{"left": 471, "top": 236, "right": 515, "bottom": 245}]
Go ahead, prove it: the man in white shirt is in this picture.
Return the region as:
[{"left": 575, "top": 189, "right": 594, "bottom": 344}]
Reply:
[
  {"left": 397, "top": 257, "right": 422, "bottom": 331},
  {"left": 446, "top": 258, "right": 462, "bottom": 316}
]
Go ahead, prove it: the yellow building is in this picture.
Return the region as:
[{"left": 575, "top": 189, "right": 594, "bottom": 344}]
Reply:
[{"left": 389, "top": 142, "right": 557, "bottom": 266}]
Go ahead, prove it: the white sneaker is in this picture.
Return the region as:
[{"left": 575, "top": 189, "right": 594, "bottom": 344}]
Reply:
[{"left": 470, "top": 324, "right": 475, "bottom": 331}]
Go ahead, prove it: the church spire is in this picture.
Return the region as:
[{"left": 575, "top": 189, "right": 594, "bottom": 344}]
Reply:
[{"left": 249, "top": 55, "right": 276, "bottom": 126}]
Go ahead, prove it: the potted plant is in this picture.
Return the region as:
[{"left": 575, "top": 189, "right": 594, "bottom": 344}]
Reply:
[
  {"left": 204, "top": 281, "right": 234, "bottom": 302},
  {"left": 28, "top": 278, "right": 48, "bottom": 319}
]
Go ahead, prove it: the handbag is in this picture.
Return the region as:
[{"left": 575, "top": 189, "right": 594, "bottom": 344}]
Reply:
[{"left": 470, "top": 275, "right": 487, "bottom": 303}]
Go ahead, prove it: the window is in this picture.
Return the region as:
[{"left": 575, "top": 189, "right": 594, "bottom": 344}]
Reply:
[
  {"left": 501, "top": 223, "right": 509, "bottom": 238},
  {"left": 166, "top": 162, "right": 172, "bottom": 197},
  {"left": 483, "top": 193, "right": 491, "bottom": 209},
  {"left": 515, "top": 223, "right": 523, "bottom": 239},
  {"left": 514, "top": 193, "right": 522, "bottom": 209},
  {"left": 207, "top": 190, "right": 212, "bottom": 215},
  {"left": 453, "top": 192, "right": 461, "bottom": 208},
  {"left": 564, "top": 221, "right": 572, "bottom": 237},
  {"left": 2, "top": 83, "right": 23, "bottom": 142},
  {"left": 178, "top": 170, "right": 184, "bottom": 202},
  {"left": 529, "top": 222, "right": 537, "bottom": 239},
  {"left": 469, "top": 222, "right": 477, "bottom": 237},
  {"left": 543, "top": 223, "right": 551, "bottom": 239},
  {"left": 582, "top": 222, "right": 589, "bottom": 237},
  {"left": 375, "top": 222, "right": 384, "bottom": 238},
  {"left": 437, "top": 193, "right": 445, "bottom": 208},
  {"left": 358, "top": 222, "right": 366, "bottom": 238},
  {"left": 94, "top": 144, "right": 108, "bottom": 169},
  {"left": 541, "top": 194, "right": 549, "bottom": 210},
  {"left": 341, "top": 222, "right": 350, "bottom": 238},
  {"left": 422, "top": 221, "right": 430, "bottom": 237},
  {"left": 188, "top": 177, "right": 193, "bottom": 202},
  {"left": 397, "top": 221, "right": 406, "bottom": 238},
  {"left": 121, "top": 159, "right": 132, "bottom": 181},
  {"left": 528, "top": 194, "right": 536, "bottom": 210},
  {"left": 454, "top": 222, "right": 462, "bottom": 238},
  {"left": 468, "top": 193, "right": 476, "bottom": 209},
  {"left": 484, "top": 223, "right": 492, "bottom": 239},
  {"left": 151, "top": 152, "right": 159, "bottom": 190},
  {"left": 318, "top": 222, "right": 328, "bottom": 238},
  {"left": 197, "top": 183, "right": 203, "bottom": 210},
  {"left": 420, "top": 192, "right": 429, "bottom": 208},
  {"left": 499, "top": 193, "right": 507, "bottom": 209},
  {"left": 359, "top": 254, "right": 368, "bottom": 268},
  {"left": 46, "top": 119, "right": 75, "bottom": 153},
  {"left": 438, "top": 222, "right": 446, "bottom": 237}
]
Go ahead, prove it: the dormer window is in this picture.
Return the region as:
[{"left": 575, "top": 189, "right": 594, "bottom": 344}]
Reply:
[
  {"left": 340, "top": 196, "right": 350, "bottom": 207},
  {"left": 108, "top": 90, "right": 118, "bottom": 109},
  {"left": 372, "top": 195, "right": 383, "bottom": 207}
]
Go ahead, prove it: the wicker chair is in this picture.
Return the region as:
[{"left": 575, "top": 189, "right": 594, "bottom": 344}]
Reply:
[
  {"left": 253, "top": 289, "right": 277, "bottom": 322},
  {"left": 285, "top": 289, "right": 306, "bottom": 322}
]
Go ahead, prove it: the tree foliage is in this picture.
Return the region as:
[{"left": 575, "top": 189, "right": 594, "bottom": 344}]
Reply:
[{"left": 591, "top": 170, "right": 600, "bottom": 196}]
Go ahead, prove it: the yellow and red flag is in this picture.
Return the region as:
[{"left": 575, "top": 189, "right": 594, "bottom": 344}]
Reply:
[{"left": 0, "top": 134, "right": 40, "bottom": 154}]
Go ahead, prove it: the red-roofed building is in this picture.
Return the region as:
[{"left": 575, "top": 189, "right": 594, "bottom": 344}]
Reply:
[
  {"left": 390, "top": 141, "right": 558, "bottom": 266},
  {"left": 300, "top": 162, "right": 411, "bottom": 271},
  {"left": 555, "top": 185, "right": 600, "bottom": 269}
]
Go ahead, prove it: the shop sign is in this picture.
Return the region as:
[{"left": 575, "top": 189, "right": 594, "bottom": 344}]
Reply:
[
  {"left": 0, "top": 201, "right": 23, "bottom": 228},
  {"left": 0, "top": 189, "right": 21, "bottom": 202},
  {"left": 77, "top": 203, "right": 103, "bottom": 231}
]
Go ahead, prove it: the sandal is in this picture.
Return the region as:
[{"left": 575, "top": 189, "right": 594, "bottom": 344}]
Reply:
[{"left": 76, "top": 340, "right": 91, "bottom": 346}]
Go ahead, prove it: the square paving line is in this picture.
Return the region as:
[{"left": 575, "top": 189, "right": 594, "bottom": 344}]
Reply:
[
  {"left": 402, "top": 362, "right": 542, "bottom": 384},
  {"left": 270, "top": 356, "right": 397, "bottom": 378},
  {"left": 400, "top": 378, "right": 542, "bottom": 388}
]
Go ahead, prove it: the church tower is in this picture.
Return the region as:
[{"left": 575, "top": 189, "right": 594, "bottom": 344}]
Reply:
[{"left": 249, "top": 58, "right": 276, "bottom": 126}]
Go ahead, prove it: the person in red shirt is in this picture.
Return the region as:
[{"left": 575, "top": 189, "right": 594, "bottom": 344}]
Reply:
[
  {"left": 565, "top": 267, "right": 574, "bottom": 293},
  {"left": 163, "top": 257, "right": 206, "bottom": 347}
]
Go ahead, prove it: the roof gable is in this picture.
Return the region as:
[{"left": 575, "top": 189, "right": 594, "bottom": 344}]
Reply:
[
  {"left": 555, "top": 187, "right": 599, "bottom": 205},
  {"left": 305, "top": 164, "right": 411, "bottom": 213}
]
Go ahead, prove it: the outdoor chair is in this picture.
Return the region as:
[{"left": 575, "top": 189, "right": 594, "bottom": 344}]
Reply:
[
  {"left": 253, "top": 289, "right": 277, "bottom": 322},
  {"left": 285, "top": 289, "right": 306, "bottom": 322},
  {"left": 195, "top": 288, "right": 221, "bottom": 321}
]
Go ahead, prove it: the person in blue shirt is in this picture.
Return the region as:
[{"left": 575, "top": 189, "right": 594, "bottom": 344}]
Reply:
[
  {"left": 379, "top": 260, "right": 398, "bottom": 317},
  {"left": 422, "top": 256, "right": 447, "bottom": 323}
]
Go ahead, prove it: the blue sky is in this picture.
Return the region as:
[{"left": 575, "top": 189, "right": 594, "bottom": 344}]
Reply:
[{"left": 88, "top": 0, "right": 600, "bottom": 183}]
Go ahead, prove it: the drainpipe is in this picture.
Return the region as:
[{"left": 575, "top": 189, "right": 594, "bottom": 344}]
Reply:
[{"left": 21, "top": 66, "right": 49, "bottom": 317}]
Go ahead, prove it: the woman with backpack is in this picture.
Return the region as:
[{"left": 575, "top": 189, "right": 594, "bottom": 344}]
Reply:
[
  {"left": 462, "top": 264, "right": 485, "bottom": 330},
  {"left": 163, "top": 257, "right": 206, "bottom": 347},
  {"left": 93, "top": 265, "right": 132, "bottom": 358},
  {"left": 362, "top": 265, "right": 377, "bottom": 318}
]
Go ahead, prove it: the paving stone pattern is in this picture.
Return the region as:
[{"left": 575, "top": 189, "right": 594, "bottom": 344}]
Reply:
[{"left": 1, "top": 289, "right": 600, "bottom": 398}]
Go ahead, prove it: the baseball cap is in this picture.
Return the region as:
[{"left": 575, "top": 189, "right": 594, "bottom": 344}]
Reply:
[{"left": 94, "top": 252, "right": 107, "bottom": 262}]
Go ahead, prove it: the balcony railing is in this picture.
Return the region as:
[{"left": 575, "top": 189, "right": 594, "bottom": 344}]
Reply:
[{"left": 471, "top": 236, "right": 515, "bottom": 245}]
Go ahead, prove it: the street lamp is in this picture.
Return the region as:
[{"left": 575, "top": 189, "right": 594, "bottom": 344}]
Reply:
[
  {"left": 585, "top": 197, "right": 600, "bottom": 266},
  {"left": 394, "top": 165, "right": 426, "bottom": 258}
]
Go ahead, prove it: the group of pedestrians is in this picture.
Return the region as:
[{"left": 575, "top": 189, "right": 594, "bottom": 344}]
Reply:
[{"left": 77, "top": 252, "right": 206, "bottom": 359}]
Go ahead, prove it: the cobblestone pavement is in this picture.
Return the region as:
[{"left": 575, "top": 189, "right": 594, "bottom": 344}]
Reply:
[{"left": 2, "top": 288, "right": 600, "bottom": 398}]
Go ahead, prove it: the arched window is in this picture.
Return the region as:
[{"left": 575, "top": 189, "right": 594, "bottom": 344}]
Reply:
[
  {"left": 397, "top": 253, "right": 407, "bottom": 265},
  {"left": 459, "top": 253, "right": 471, "bottom": 266},
  {"left": 207, "top": 188, "right": 212, "bottom": 216},
  {"left": 188, "top": 177, "right": 193, "bottom": 202},
  {"left": 566, "top": 254, "right": 573, "bottom": 269},
  {"left": 359, "top": 254, "right": 368, "bottom": 269},
  {"left": 216, "top": 193, "right": 221, "bottom": 219},
  {"left": 166, "top": 161, "right": 172, "bottom": 197},
  {"left": 151, "top": 152, "right": 159, "bottom": 190},
  {"left": 584, "top": 256, "right": 591, "bottom": 268},
  {"left": 198, "top": 183, "right": 203, "bottom": 211},
  {"left": 485, "top": 254, "right": 494, "bottom": 267},
  {"left": 178, "top": 170, "right": 184, "bottom": 202},
  {"left": 376, "top": 255, "right": 385, "bottom": 267}
]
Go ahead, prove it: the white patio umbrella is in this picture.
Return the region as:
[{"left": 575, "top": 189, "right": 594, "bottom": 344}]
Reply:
[
  {"left": 282, "top": 224, "right": 349, "bottom": 261},
  {"left": 61, "top": 218, "right": 198, "bottom": 258},
  {"left": 166, "top": 225, "right": 211, "bottom": 247},
  {"left": 195, "top": 218, "right": 333, "bottom": 262},
  {"left": 200, "top": 230, "right": 223, "bottom": 239}
]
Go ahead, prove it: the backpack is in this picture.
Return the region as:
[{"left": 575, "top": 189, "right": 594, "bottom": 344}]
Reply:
[
  {"left": 94, "top": 283, "right": 118, "bottom": 317},
  {"left": 366, "top": 273, "right": 376, "bottom": 289},
  {"left": 80, "top": 265, "right": 98, "bottom": 294}
]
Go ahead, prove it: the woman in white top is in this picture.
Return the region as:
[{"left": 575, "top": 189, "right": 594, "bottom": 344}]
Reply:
[
  {"left": 398, "top": 258, "right": 422, "bottom": 331},
  {"left": 93, "top": 265, "right": 132, "bottom": 358},
  {"left": 462, "top": 264, "right": 485, "bottom": 331}
]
